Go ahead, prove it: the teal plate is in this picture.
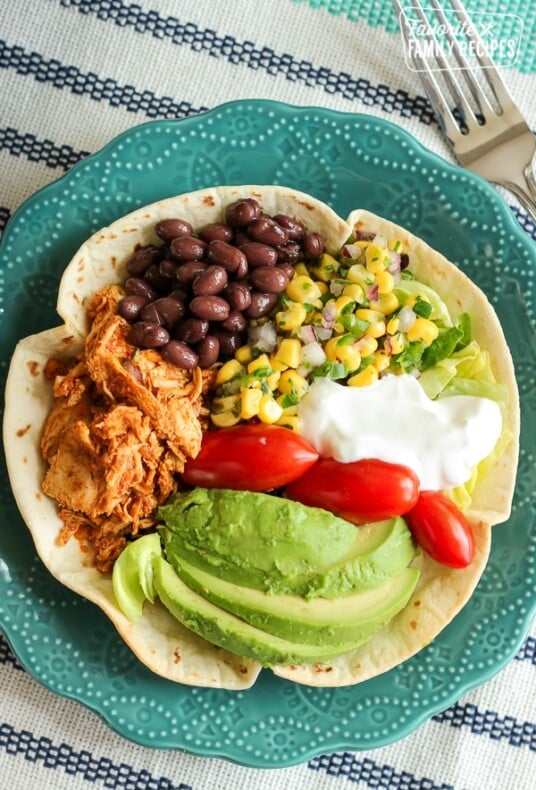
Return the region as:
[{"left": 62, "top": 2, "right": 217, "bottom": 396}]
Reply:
[{"left": 0, "top": 100, "right": 535, "bottom": 768}]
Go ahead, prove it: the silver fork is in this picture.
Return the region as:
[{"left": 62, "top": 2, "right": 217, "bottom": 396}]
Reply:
[{"left": 392, "top": 0, "right": 536, "bottom": 221}]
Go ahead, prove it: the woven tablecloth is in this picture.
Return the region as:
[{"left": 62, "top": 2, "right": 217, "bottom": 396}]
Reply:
[{"left": 1, "top": 1, "right": 535, "bottom": 788}]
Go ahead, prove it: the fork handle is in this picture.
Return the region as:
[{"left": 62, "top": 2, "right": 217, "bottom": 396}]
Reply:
[{"left": 498, "top": 163, "right": 536, "bottom": 223}]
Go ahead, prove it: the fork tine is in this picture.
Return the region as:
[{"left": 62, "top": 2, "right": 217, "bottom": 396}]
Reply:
[
  {"left": 447, "top": 0, "right": 515, "bottom": 112},
  {"left": 394, "top": 1, "right": 475, "bottom": 138}
]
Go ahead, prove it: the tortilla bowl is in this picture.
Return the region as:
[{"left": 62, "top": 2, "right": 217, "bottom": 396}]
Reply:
[{"left": 3, "top": 186, "right": 519, "bottom": 689}]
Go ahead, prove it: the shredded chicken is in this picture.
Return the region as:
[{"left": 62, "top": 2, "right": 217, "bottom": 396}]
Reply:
[{"left": 41, "top": 285, "right": 215, "bottom": 573}]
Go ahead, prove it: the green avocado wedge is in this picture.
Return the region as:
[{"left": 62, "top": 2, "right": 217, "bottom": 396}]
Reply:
[
  {"left": 151, "top": 555, "right": 367, "bottom": 666},
  {"left": 172, "top": 556, "right": 420, "bottom": 646},
  {"left": 158, "top": 488, "right": 417, "bottom": 599}
]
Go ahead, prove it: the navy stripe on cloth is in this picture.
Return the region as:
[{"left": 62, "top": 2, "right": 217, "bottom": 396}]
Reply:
[
  {"left": 432, "top": 702, "right": 535, "bottom": 749},
  {"left": 0, "top": 40, "right": 207, "bottom": 120},
  {"left": 54, "top": 0, "right": 436, "bottom": 124},
  {"left": 516, "top": 636, "right": 536, "bottom": 665},
  {"left": 0, "top": 206, "right": 11, "bottom": 234},
  {"left": 0, "top": 723, "right": 192, "bottom": 789},
  {"left": 308, "top": 751, "right": 454, "bottom": 789}
]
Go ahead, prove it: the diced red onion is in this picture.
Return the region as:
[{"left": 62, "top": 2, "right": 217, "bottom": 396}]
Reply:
[
  {"left": 387, "top": 250, "right": 402, "bottom": 279},
  {"left": 321, "top": 301, "right": 337, "bottom": 327},
  {"left": 300, "top": 341, "right": 327, "bottom": 368},
  {"left": 342, "top": 242, "right": 361, "bottom": 259},
  {"left": 299, "top": 324, "right": 317, "bottom": 344},
  {"left": 366, "top": 283, "right": 379, "bottom": 302},
  {"left": 248, "top": 321, "right": 277, "bottom": 352},
  {"left": 397, "top": 306, "right": 417, "bottom": 332},
  {"left": 313, "top": 325, "right": 333, "bottom": 342},
  {"left": 329, "top": 279, "right": 345, "bottom": 297},
  {"left": 373, "top": 234, "right": 387, "bottom": 247}
]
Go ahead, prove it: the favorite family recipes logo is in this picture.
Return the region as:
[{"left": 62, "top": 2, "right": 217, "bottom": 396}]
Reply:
[{"left": 398, "top": 7, "right": 523, "bottom": 71}]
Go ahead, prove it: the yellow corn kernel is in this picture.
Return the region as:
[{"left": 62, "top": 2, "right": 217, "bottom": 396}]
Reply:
[
  {"left": 389, "top": 333, "right": 405, "bottom": 354},
  {"left": 210, "top": 410, "right": 242, "bottom": 427},
  {"left": 215, "top": 359, "right": 244, "bottom": 385},
  {"left": 356, "top": 335, "right": 378, "bottom": 357},
  {"left": 275, "top": 397, "right": 299, "bottom": 415},
  {"left": 335, "top": 294, "right": 356, "bottom": 317},
  {"left": 269, "top": 353, "right": 289, "bottom": 372},
  {"left": 405, "top": 292, "right": 431, "bottom": 310},
  {"left": 275, "top": 302, "right": 308, "bottom": 331},
  {"left": 240, "top": 388, "right": 262, "bottom": 419},
  {"left": 365, "top": 320, "right": 386, "bottom": 339},
  {"left": 324, "top": 337, "right": 361, "bottom": 371},
  {"left": 388, "top": 239, "right": 403, "bottom": 252},
  {"left": 276, "top": 414, "right": 301, "bottom": 432},
  {"left": 235, "top": 345, "right": 253, "bottom": 365},
  {"left": 342, "top": 282, "right": 365, "bottom": 302},
  {"left": 373, "top": 351, "right": 391, "bottom": 371},
  {"left": 286, "top": 274, "right": 322, "bottom": 303},
  {"left": 371, "top": 292, "right": 400, "bottom": 316},
  {"left": 347, "top": 263, "right": 370, "bottom": 285},
  {"left": 387, "top": 317, "right": 399, "bottom": 335},
  {"left": 275, "top": 338, "right": 301, "bottom": 369},
  {"left": 311, "top": 253, "right": 340, "bottom": 282},
  {"left": 266, "top": 370, "right": 281, "bottom": 390},
  {"left": 278, "top": 370, "right": 309, "bottom": 398},
  {"left": 293, "top": 262, "right": 309, "bottom": 276},
  {"left": 316, "top": 280, "right": 329, "bottom": 295},
  {"left": 375, "top": 270, "right": 395, "bottom": 294},
  {"left": 365, "top": 243, "right": 388, "bottom": 273},
  {"left": 406, "top": 317, "right": 439, "bottom": 345},
  {"left": 211, "top": 393, "right": 241, "bottom": 412},
  {"left": 258, "top": 394, "right": 283, "bottom": 424},
  {"left": 247, "top": 353, "right": 271, "bottom": 374},
  {"left": 348, "top": 365, "right": 379, "bottom": 387},
  {"left": 355, "top": 308, "right": 384, "bottom": 323}
]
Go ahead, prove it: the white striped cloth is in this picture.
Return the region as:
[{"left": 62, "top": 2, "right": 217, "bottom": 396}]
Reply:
[{"left": 1, "top": 1, "right": 534, "bottom": 789}]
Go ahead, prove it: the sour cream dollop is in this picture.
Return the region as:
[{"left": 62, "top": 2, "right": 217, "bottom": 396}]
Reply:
[{"left": 297, "top": 375, "right": 502, "bottom": 490}]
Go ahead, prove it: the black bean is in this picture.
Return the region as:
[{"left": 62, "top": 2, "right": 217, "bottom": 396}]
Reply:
[
  {"left": 175, "top": 261, "right": 208, "bottom": 287},
  {"left": 170, "top": 235, "right": 207, "bottom": 262},
  {"left": 125, "top": 277, "right": 158, "bottom": 301},
  {"left": 400, "top": 253, "right": 410, "bottom": 270},
  {"left": 225, "top": 198, "right": 261, "bottom": 228},
  {"left": 174, "top": 318, "right": 209, "bottom": 344},
  {"left": 129, "top": 321, "right": 170, "bottom": 348},
  {"left": 117, "top": 295, "right": 148, "bottom": 321},
  {"left": 162, "top": 340, "right": 198, "bottom": 369},
  {"left": 143, "top": 263, "right": 169, "bottom": 292},
  {"left": 273, "top": 214, "right": 305, "bottom": 241},
  {"left": 195, "top": 335, "right": 220, "bottom": 368},
  {"left": 224, "top": 281, "right": 252, "bottom": 312},
  {"left": 245, "top": 291, "right": 278, "bottom": 318},
  {"left": 247, "top": 217, "right": 289, "bottom": 246},
  {"left": 159, "top": 259, "right": 178, "bottom": 280},
  {"left": 210, "top": 328, "right": 242, "bottom": 358},
  {"left": 240, "top": 241, "right": 278, "bottom": 268},
  {"left": 222, "top": 310, "right": 247, "bottom": 333},
  {"left": 140, "top": 297, "right": 185, "bottom": 329},
  {"left": 169, "top": 287, "right": 188, "bottom": 303},
  {"left": 199, "top": 223, "right": 234, "bottom": 244},
  {"left": 190, "top": 295, "right": 230, "bottom": 322},
  {"left": 276, "top": 243, "right": 301, "bottom": 264},
  {"left": 303, "top": 231, "right": 325, "bottom": 259},
  {"left": 277, "top": 262, "right": 296, "bottom": 282},
  {"left": 192, "top": 265, "right": 228, "bottom": 296},
  {"left": 155, "top": 218, "right": 193, "bottom": 241},
  {"left": 126, "top": 245, "right": 162, "bottom": 276},
  {"left": 249, "top": 266, "right": 289, "bottom": 293},
  {"left": 207, "top": 240, "right": 247, "bottom": 274}
]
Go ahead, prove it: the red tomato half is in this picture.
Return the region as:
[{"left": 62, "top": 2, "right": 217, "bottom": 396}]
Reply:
[
  {"left": 406, "top": 491, "right": 474, "bottom": 568},
  {"left": 182, "top": 424, "right": 319, "bottom": 491},
  {"left": 284, "top": 458, "right": 420, "bottom": 524}
]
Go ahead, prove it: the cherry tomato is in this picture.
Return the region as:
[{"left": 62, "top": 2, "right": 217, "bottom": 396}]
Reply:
[
  {"left": 406, "top": 491, "right": 474, "bottom": 568},
  {"left": 284, "top": 458, "right": 420, "bottom": 524},
  {"left": 182, "top": 424, "right": 319, "bottom": 491}
]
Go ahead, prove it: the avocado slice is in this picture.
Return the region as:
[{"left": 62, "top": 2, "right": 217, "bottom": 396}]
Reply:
[
  {"left": 173, "top": 556, "right": 420, "bottom": 646},
  {"left": 158, "top": 488, "right": 417, "bottom": 598},
  {"left": 152, "top": 554, "right": 365, "bottom": 666}
]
